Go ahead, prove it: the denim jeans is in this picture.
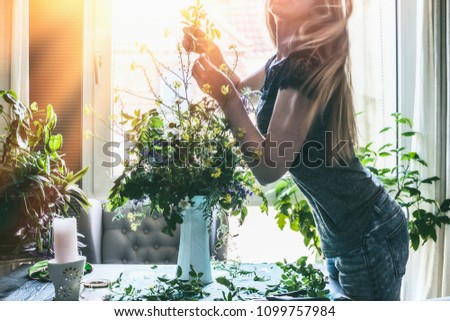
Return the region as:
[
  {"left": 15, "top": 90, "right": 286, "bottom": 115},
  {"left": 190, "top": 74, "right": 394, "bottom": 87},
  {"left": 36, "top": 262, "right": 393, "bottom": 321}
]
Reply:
[{"left": 326, "top": 192, "right": 409, "bottom": 300}]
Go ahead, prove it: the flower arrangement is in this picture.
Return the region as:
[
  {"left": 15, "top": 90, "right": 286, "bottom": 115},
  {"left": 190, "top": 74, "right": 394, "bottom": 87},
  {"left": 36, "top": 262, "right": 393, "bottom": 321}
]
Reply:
[
  {"left": 0, "top": 90, "right": 90, "bottom": 254},
  {"left": 107, "top": 1, "right": 267, "bottom": 236}
]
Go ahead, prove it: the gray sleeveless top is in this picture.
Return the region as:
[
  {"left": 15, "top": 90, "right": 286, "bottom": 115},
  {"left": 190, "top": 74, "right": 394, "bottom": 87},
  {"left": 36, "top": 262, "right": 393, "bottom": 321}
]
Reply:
[{"left": 256, "top": 51, "right": 384, "bottom": 257}]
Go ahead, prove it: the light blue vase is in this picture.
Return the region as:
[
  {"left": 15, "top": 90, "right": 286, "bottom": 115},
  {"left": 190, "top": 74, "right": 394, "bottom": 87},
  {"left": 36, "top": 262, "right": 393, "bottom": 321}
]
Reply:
[{"left": 176, "top": 195, "right": 212, "bottom": 284}]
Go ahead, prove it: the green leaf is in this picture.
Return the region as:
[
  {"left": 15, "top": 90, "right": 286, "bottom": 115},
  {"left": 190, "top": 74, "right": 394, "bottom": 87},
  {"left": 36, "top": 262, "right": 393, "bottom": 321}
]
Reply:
[
  {"left": 274, "top": 179, "right": 289, "bottom": 196},
  {"left": 378, "top": 143, "right": 393, "bottom": 151},
  {"left": 421, "top": 176, "right": 440, "bottom": 184},
  {"left": 176, "top": 266, "right": 182, "bottom": 278},
  {"left": 215, "top": 276, "right": 232, "bottom": 288},
  {"left": 429, "top": 227, "right": 437, "bottom": 242},
  {"left": 149, "top": 116, "right": 164, "bottom": 129},
  {"left": 180, "top": 9, "right": 190, "bottom": 22},
  {"left": 48, "top": 134, "right": 63, "bottom": 152},
  {"left": 46, "top": 104, "right": 57, "bottom": 131},
  {"left": 275, "top": 213, "right": 287, "bottom": 230},
  {"left": 401, "top": 152, "right": 419, "bottom": 161},
  {"left": 8, "top": 90, "right": 19, "bottom": 100},
  {"left": 69, "top": 166, "right": 89, "bottom": 184},
  {"left": 440, "top": 199, "right": 450, "bottom": 212},
  {"left": 402, "top": 131, "right": 417, "bottom": 137},
  {"left": 438, "top": 216, "right": 450, "bottom": 225},
  {"left": 397, "top": 117, "right": 413, "bottom": 127},
  {"left": 379, "top": 127, "right": 391, "bottom": 134},
  {"left": 213, "top": 28, "right": 221, "bottom": 40},
  {"left": 379, "top": 152, "right": 392, "bottom": 157},
  {"left": 410, "top": 233, "right": 420, "bottom": 250}
]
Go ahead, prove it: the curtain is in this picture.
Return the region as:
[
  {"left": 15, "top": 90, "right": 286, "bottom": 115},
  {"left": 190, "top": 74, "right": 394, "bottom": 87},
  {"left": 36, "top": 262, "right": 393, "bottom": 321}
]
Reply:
[
  {"left": 0, "top": 0, "right": 29, "bottom": 103},
  {"left": 402, "top": 0, "right": 450, "bottom": 300}
]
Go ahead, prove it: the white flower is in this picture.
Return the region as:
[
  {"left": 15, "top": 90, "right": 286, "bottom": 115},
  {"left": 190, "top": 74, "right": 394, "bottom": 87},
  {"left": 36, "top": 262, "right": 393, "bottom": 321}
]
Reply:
[
  {"left": 178, "top": 196, "right": 191, "bottom": 209},
  {"left": 232, "top": 146, "right": 242, "bottom": 156}
]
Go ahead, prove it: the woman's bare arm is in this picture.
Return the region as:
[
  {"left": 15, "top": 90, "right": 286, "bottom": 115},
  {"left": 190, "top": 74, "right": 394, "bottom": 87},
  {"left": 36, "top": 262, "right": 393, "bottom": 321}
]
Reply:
[
  {"left": 192, "top": 55, "right": 316, "bottom": 185},
  {"left": 182, "top": 27, "right": 266, "bottom": 93}
]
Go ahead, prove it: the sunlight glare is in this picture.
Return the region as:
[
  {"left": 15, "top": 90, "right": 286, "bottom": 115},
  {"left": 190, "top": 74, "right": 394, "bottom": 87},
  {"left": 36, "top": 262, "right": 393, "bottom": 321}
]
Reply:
[{"left": 113, "top": 0, "right": 200, "bottom": 48}]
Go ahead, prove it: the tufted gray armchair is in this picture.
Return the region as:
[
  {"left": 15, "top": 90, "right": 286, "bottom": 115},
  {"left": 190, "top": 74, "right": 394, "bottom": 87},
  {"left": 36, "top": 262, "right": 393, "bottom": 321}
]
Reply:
[{"left": 77, "top": 199, "right": 227, "bottom": 264}]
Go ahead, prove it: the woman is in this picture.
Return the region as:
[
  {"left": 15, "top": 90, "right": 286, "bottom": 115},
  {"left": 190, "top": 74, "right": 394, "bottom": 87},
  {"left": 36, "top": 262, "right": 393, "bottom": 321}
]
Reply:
[{"left": 183, "top": 0, "right": 409, "bottom": 300}]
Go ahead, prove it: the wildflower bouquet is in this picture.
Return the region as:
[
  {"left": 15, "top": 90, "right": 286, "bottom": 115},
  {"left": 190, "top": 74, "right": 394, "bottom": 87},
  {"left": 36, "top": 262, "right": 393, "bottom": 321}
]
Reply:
[{"left": 107, "top": 1, "right": 267, "bottom": 236}]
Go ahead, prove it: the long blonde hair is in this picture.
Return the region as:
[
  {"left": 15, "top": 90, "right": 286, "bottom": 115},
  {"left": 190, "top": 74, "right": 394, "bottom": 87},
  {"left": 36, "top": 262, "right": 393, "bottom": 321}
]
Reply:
[{"left": 266, "top": 0, "right": 357, "bottom": 164}]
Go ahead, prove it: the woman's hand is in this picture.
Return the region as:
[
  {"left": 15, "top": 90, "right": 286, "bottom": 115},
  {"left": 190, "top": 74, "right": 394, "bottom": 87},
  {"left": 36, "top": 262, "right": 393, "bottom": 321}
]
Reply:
[
  {"left": 182, "top": 26, "right": 216, "bottom": 56},
  {"left": 192, "top": 55, "right": 237, "bottom": 107}
]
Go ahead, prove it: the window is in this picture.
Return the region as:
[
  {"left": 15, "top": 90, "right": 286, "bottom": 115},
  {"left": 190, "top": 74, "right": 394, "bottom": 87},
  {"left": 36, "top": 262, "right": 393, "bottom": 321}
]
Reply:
[
  {"left": 29, "top": 0, "right": 84, "bottom": 175},
  {"left": 83, "top": 0, "right": 398, "bottom": 262}
]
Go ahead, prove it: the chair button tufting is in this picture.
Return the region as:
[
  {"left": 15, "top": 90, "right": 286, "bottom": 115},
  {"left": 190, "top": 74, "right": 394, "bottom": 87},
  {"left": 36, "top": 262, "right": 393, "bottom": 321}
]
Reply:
[
  {"left": 152, "top": 214, "right": 159, "bottom": 220},
  {"left": 122, "top": 259, "right": 128, "bottom": 264},
  {"left": 143, "top": 228, "right": 149, "bottom": 234},
  {"left": 121, "top": 228, "right": 127, "bottom": 234},
  {"left": 153, "top": 244, "right": 159, "bottom": 250},
  {"left": 144, "top": 260, "right": 150, "bottom": 264},
  {"left": 133, "top": 245, "right": 139, "bottom": 251}
]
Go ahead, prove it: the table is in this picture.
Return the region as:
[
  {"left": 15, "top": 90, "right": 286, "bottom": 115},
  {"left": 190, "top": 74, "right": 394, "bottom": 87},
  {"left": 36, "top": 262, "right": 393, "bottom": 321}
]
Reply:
[
  {"left": 0, "top": 252, "right": 43, "bottom": 277},
  {"left": 0, "top": 262, "right": 346, "bottom": 301}
]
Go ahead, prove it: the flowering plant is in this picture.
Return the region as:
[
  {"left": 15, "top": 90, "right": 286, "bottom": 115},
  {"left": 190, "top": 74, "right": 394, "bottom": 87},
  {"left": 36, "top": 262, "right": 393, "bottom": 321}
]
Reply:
[
  {"left": 0, "top": 90, "right": 90, "bottom": 254},
  {"left": 107, "top": 1, "right": 267, "bottom": 236}
]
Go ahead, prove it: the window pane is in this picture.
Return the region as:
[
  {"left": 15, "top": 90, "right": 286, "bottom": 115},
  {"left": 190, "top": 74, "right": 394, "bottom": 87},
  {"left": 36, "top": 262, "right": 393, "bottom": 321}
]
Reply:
[
  {"left": 349, "top": 0, "right": 397, "bottom": 160},
  {"left": 109, "top": 0, "right": 397, "bottom": 262}
]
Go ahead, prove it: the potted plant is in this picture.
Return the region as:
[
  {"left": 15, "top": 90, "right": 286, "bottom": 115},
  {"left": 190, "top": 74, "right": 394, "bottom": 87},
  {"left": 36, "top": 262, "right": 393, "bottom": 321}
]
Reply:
[
  {"left": 268, "top": 113, "right": 450, "bottom": 255},
  {"left": 107, "top": 1, "right": 267, "bottom": 282},
  {"left": 0, "top": 90, "right": 90, "bottom": 256}
]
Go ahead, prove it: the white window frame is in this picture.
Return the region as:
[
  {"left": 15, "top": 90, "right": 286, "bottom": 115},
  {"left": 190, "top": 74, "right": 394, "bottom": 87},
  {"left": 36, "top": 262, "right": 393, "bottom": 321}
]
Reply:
[
  {"left": 82, "top": 0, "right": 417, "bottom": 200},
  {"left": 83, "top": 0, "right": 114, "bottom": 199},
  {"left": 397, "top": 0, "right": 417, "bottom": 151}
]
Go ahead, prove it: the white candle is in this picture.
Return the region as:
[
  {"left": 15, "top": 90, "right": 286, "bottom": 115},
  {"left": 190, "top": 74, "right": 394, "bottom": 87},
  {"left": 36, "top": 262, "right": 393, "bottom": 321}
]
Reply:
[{"left": 52, "top": 217, "right": 79, "bottom": 263}]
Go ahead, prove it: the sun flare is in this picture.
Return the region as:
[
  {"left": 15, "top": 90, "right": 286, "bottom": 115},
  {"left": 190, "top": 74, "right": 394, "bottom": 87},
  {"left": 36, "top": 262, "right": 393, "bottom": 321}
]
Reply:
[{"left": 112, "top": 0, "right": 221, "bottom": 47}]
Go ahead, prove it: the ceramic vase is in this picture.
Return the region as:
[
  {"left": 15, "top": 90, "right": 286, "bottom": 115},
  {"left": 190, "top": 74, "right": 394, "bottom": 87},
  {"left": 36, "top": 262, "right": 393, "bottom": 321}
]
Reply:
[{"left": 176, "top": 196, "right": 212, "bottom": 284}]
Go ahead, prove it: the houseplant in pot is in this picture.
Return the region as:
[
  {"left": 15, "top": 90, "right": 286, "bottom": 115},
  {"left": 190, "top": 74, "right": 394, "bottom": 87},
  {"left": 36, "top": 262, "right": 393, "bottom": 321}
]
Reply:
[
  {"left": 0, "top": 90, "right": 90, "bottom": 256},
  {"left": 107, "top": 1, "right": 267, "bottom": 283}
]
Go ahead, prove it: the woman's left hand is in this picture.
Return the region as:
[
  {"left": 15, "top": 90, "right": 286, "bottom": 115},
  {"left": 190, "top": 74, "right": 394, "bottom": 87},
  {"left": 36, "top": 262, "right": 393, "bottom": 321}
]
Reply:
[{"left": 192, "top": 54, "right": 236, "bottom": 107}]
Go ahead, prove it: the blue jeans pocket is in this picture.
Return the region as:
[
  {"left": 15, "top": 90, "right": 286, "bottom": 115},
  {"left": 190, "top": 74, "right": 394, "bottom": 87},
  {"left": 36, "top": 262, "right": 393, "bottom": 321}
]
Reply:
[{"left": 386, "top": 216, "right": 409, "bottom": 278}]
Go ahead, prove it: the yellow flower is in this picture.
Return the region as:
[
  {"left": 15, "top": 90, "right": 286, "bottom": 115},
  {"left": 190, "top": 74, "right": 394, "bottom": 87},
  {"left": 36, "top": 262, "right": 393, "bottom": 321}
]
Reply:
[
  {"left": 237, "top": 127, "right": 246, "bottom": 138},
  {"left": 130, "top": 223, "right": 138, "bottom": 232},
  {"left": 219, "top": 63, "right": 228, "bottom": 73},
  {"left": 172, "top": 81, "right": 182, "bottom": 89},
  {"left": 83, "top": 105, "right": 93, "bottom": 115},
  {"left": 139, "top": 44, "right": 147, "bottom": 53},
  {"left": 221, "top": 85, "right": 230, "bottom": 96},
  {"left": 224, "top": 194, "right": 232, "bottom": 204},
  {"left": 83, "top": 130, "right": 92, "bottom": 140},
  {"left": 182, "top": 132, "right": 190, "bottom": 141},
  {"left": 211, "top": 167, "right": 222, "bottom": 178},
  {"left": 163, "top": 28, "right": 171, "bottom": 38},
  {"left": 252, "top": 148, "right": 263, "bottom": 160},
  {"left": 202, "top": 83, "right": 212, "bottom": 95},
  {"left": 224, "top": 140, "right": 236, "bottom": 148}
]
